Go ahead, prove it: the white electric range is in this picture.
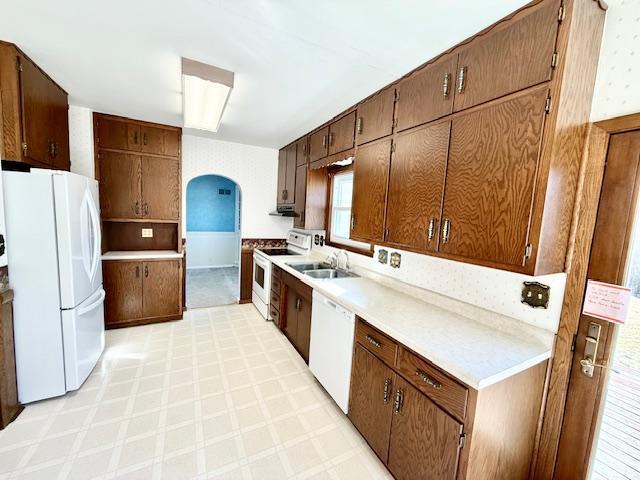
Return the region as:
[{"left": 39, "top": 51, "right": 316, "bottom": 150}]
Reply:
[{"left": 252, "top": 230, "right": 313, "bottom": 319}]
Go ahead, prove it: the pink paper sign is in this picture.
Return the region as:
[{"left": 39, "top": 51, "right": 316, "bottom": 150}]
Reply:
[{"left": 582, "top": 280, "right": 632, "bottom": 325}]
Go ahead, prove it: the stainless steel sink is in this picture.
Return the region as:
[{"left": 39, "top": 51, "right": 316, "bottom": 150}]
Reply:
[
  {"left": 304, "top": 269, "right": 358, "bottom": 279},
  {"left": 286, "top": 262, "right": 331, "bottom": 272}
]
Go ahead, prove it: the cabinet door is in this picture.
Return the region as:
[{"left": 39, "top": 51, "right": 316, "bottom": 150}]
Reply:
[
  {"left": 284, "top": 143, "right": 297, "bottom": 205},
  {"left": 284, "top": 286, "right": 299, "bottom": 344},
  {"left": 348, "top": 344, "right": 395, "bottom": 462},
  {"left": 49, "top": 86, "right": 70, "bottom": 170},
  {"left": 140, "top": 126, "right": 165, "bottom": 155},
  {"left": 141, "top": 156, "right": 180, "bottom": 220},
  {"left": 103, "top": 261, "right": 143, "bottom": 326},
  {"left": 387, "top": 377, "right": 462, "bottom": 480},
  {"left": 18, "top": 55, "right": 52, "bottom": 166},
  {"left": 296, "top": 137, "right": 308, "bottom": 166},
  {"left": 309, "top": 127, "right": 329, "bottom": 163},
  {"left": 296, "top": 294, "right": 312, "bottom": 363},
  {"left": 440, "top": 88, "right": 548, "bottom": 267},
  {"left": 453, "top": 0, "right": 559, "bottom": 112},
  {"left": 163, "top": 129, "right": 181, "bottom": 157},
  {"left": 356, "top": 88, "right": 396, "bottom": 146},
  {"left": 95, "top": 116, "right": 140, "bottom": 151},
  {"left": 142, "top": 260, "right": 181, "bottom": 318},
  {"left": 385, "top": 122, "right": 450, "bottom": 252},
  {"left": 351, "top": 137, "right": 392, "bottom": 243},
  {"left": 293, "top": 164, "right": 308, "bottom": 229},
  {"left": 277, "top": 149, "right": 288, "bottom": 204},
  {"left": 98, "top": 151, "right": 142, "bottom": 219},
  {"left": 328, "top": 112, "right": 356, "bottom": 155},
  {"left": 396, "top": 55, "right": 458, "bottom": 132}
]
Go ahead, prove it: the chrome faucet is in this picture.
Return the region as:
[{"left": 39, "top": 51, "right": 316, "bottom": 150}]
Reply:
[
  {"left": 327, "top": 252, "right": 339, "bottom": 269},
  {"left": 337, "top": 250, "right": 351, "bottom": 272}
]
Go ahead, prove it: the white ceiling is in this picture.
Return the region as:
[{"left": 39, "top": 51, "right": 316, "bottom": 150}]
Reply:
[{"left": 0, "top": 0, "right": 531, "bottom": 148}]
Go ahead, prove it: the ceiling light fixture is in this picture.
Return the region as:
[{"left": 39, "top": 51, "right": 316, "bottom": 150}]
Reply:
[{"left": 182, "top": 57, "right": 234, "bottom": 132}]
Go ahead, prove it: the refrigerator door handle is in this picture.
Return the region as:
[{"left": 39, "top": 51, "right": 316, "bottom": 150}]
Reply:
[
  {"left": 77, "top": 289, "right": 105, "bottom": 316},
  {"left": 81, "top": 187, "right": 101, "bottom": 283}
]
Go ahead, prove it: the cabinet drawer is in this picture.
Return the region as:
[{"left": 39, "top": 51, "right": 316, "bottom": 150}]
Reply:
[
  {"left": 270, "top": 289, "right": 280, "bottom": 308},
  {"left": 355, "top": 319, "right": 397, "bottom": 367},
  {"left": 269, "top": 303, "right": 280, "bottom": 325},
  {"left": 396, "top": 347, "right": 468, "bottom": 420},
  {"left": 271, "top": 276, "right": 281, "bottom": 295}
]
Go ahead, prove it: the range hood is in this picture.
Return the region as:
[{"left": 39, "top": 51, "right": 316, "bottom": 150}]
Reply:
[{"left": 269, "top": 205, "right": 298, "bottom": 217}]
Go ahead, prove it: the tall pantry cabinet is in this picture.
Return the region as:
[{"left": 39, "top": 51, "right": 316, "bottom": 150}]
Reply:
[{"left": 94, "top": 113, "right": 183, "bottom": 328}]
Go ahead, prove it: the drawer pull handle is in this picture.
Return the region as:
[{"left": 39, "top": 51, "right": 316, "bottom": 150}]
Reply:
[
  {"left": 415, "top": 368, "right": 442, "bottom": 390},
  {"left": 383, "top": 378, "right": 392, "bottom": 405},
  {"left": 393, "top": 389, "right": 403, "bottom": 414},
  {"left": 365, "top": 335, "right": 382, "bottom": 348}
]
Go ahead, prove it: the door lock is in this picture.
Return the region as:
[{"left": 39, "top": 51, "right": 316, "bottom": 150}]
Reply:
[{"left": 580, "top": 322, "right": 606, "bottom": 377}]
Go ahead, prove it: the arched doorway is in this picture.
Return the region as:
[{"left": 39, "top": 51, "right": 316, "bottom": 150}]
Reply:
[{"left": 185, "top": 174, "right": 241, "bottom": 308}]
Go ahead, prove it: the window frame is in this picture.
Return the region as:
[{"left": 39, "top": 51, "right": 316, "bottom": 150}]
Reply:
[{"left": 325, "top": 164, "right": 374, "bottom": 257}]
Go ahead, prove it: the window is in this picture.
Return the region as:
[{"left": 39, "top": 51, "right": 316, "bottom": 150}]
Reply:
[{"left": 329, "top": 170, "right": 371, "bottom": 251}]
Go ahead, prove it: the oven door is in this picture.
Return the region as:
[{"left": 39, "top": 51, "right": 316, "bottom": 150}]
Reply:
[{"left": 252, "top": 253, "right": 271, "bottom": 304}]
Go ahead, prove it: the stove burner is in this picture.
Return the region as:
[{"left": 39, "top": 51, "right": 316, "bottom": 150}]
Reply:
[{"left": 257, "top": 248, "right": 301, "bottom": 256}]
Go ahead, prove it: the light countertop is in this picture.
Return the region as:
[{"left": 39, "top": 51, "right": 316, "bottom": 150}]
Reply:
[
  {"left": 269, "top": 253, "right": 552, "bottom": 390},
  {"left": 102, "top": 250, "right": 184, "bottom": 260}
]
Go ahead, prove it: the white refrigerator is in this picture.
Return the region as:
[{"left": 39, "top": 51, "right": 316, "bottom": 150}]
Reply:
[{"left": 3, "top": 169, "right": 105, "bottom": 403}]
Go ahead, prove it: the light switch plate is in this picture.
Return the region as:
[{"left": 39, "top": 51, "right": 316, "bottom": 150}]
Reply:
[
  {"left": 141, "top": 228, "right": 153, "bottom": 238},
  {"left": 521, "top": 281, "right": 550, "bottom": 309},
  {"left": 378, "top": 249, "right": 388, "bottom": 264},
  {"left": 390, "top": 252, "right": 401, "bottom": 268}
]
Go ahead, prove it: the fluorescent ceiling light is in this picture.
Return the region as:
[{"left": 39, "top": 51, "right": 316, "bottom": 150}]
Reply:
[{"left": 182, "top": 58, "right": 234, "bottom": 132}]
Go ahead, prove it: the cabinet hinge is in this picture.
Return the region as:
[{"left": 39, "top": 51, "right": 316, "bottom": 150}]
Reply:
[
  {"left": 545, "top": 97, "right": 552, "bottom": 114},
  {"left": 459, "top": 434, "right": 466, "bottom": 449},
  {"left": 551, "top": 52, "right": 558, "bottom": 69},
  {"left": 524, "top": 243, "right": 533, "bottom": 260},
  {"left": 558, "top": 4, "right": 566, "bottom": 23}
]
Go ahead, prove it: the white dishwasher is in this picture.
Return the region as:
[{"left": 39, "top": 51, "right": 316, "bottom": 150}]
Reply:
[{"left": 309, "top": 291, "right": 356, "bottom": 414}]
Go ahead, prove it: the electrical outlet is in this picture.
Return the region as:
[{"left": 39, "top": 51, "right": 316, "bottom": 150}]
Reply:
[
  {"left": 141, "top": 228, "right": 153, "bottom": 238},
  {"left": 521, "top": 281, "right": 550, "bottom": 309},
  {"left": 390, "top": 252, "right": 401, "bottom": 268},
  {"left": 378, "top": 249, "right": 388, "bottom": 264}
]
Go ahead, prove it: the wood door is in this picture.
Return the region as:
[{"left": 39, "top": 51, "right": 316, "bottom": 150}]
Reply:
[
  {"left": 103, "top": 261, "right": 143, "bottom": 326},
  {"left": 293, "top": 164, "right": 308, "bottom": 229},
  {"left": 277, "top": 149, "right": 287, "bottom": 204},
  {"left": 328, "top": 112, "right": 356, "bottom": 155},
  {"left": 356, "top": 87, "right": 396, "bottom": 146},
  {"left": 284, "top": 143, "right": 297, "bottom": 205},
  {"left": 140, "top": 126, "right": 165, "bottom": 155},
  {"left": 453, "top": 0, "right": 559, "bottom": 112},
  {"left": 141, "top": 156, "right": 180, "bottom": 220},
  {"left": 163, "top": 129, "right": 181, "bottom": 157},
  {"left": 284, "top": 286, "right": 299, "bottom": 345},
  {"left": 309, "top": 127, "right": 329, "bottom": 163},
  {"left": 296, "top": 137, "right": 308, "bottom": 166},
  {"left": 396, "top": 55, "right": 458, "bottom": 132},
  {"left": 296, "top": 294, "right": 312, "bottom": 363},
  {"left": 98, "top": 151, "right": 142, "bottom": 219},
  {"left": 348, "top": 344, "right": 395, "bottom": 462},
  {"left": 18, "top": 55, "right": 52, "bottom": 166},
  {"left": 351, "top": 137, "right": 392, "bottom": 243},
  {"left": 142, "top": 260, "right": 181, "bottom": 318},
  {"left": 387, "top": 377, "right": 462, "bottom": 480},
  {"left": 0, "top": 291, "right": 21, "bottom": 429},
  {"left": 240, "top": 249, "right": 253, "bottom": 303},
  {"left": 49, "top": 86, "right": 70, "bottom": 170},
  {"left": 555, "top": 129, "right": 640, "bottom": 479},
  {"left": 96, "top": 116, "right": 138, "bottom": 151},
  {"left": 385, "top": 122, "right": 450, "bottom": 252},
  {"left": 439, "top": 88, "right": 548, "bottom": 268}
]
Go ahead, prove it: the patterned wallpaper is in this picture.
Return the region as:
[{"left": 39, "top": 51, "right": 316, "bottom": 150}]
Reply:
[
  {"left": 590, "top": 0, "right": 640, "bottom": 120},
  {"left": 68, "top": 105, "right": 95, "bottom": 178}
]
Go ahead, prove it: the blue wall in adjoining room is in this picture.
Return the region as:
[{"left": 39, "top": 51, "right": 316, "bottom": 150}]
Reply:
[{"left": 186, "top": 175, "right": 237, "bottom": 232}]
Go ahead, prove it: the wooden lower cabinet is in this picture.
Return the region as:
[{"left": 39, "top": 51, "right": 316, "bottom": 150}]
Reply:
[
  {"left": 349, "top": 318, "right": 548, "bottom": 480},
  {"left": 239, "top": 249, "right": 253, "bottom": 303},
  {"left": 103, "top": 259, "right": 182, "bottom": 328},
  {"left": 280, "top": 272, "right": 312, "bottom": 363},
  {"left": 0, "top": 290, "right": 23, "bottom": 429}
]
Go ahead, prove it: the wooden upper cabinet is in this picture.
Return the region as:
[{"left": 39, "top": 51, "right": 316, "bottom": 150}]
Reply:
[
  {"left": 348, "top": 344, "right": 395, "bottom": 462},
  {"left": 356, "top": 88, "right": 396, "bottom": 146},
  {"left": 387, "top": 376, "right": 462, "bottom": 480},
  {"left": 103, "top": 261, "right": 143, "bottom": 326},
  {"left": 142, "top": 260, "right": 181, "bottom": 318},
  {"left": 296, "top": 137, "right": 308, "bottom": 166},
  {"left": 277, "top": 149, "right": 288, "bottom": 204},
  {"left": 351, "top": 137, "right": 392, "bottom": 243},
  {"left": 49, "top": 86, "right": 70, "bottom": 170},
  {"left": 96, "top": 117, "right": 139, "bottom": 151},
  {"left": 284, "top": 143, "right": 297, "bottom": 204},
  {"left": 309, "top": 127, "right": 329, "bottom": 163},
  {"left": 328, "top": 112, "right": 356, "bottom": 155},
  {"left": 293, "top": 164, "right": 308, "bottom": 229},
  {"left": 453, "top": 0, "right": 559, "bottom": 112},
  {"left": 98, "top": 151, "right": 142, "bottom": 219},
  {"left": 140, "top": 126, "right": 164, "bottom": 154},
  {"left": 385, "top": 122, "right": 450, "bottom": 253},
  {"left": 163, "top": 129, "right": 181, "bottom": 157},
  {"left": 396, "top": 56, "right": 458, "bottom": 132},
  {"left": 141, "top": 156, "right": 180, "bottom": 220},
  {"left": 440, "top": 88, "right": 548, "bottom": 268}
]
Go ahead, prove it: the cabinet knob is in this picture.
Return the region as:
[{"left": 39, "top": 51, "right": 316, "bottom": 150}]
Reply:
[
  {"left": 134, "top": 201, "right": 141, "bottom": 216},
  {"left": 415, "top": 368, "right": 442, "bottom": 390},
  {"left": 144, "top": 265, "right": 149, "bottom": 278},
  {"left": 143, "top": 203, "right": 149, "bottom": 216},
  {"left": 136, "top": 265, "right": 140, "bottom": 278},
  {"left": 457, "top": 66, "right": 467, "bottom": 94},
  {"left": 350, "top": 215, "right": 356, "bottom": 231},
  {"left": 393, "top": 389, "right": 403, "bottom": 414},
  {"left": 356, "top": 117, "right": 363, "bottom": 135},
  {"left": 322, "top": 135, "right": 327, "bottom": 148},
  {"left": 142, "top": 132, "right": 148, "bottom": 146},
  {"left": 442, "top": 218, "right": 451, "bottom": 244},
  {"left": 383, "top": 378, "right": 392, "bottom": 405},
  {"left": 427, "top": 218, "right": 436, "bottom": 241},
  {"left": 443, "top": 73, "right": 451, "bottom": 98}
]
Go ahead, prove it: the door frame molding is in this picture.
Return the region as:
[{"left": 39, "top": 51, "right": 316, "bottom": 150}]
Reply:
[{"left": 532, "top": 112, "right": 640, "bottom": 479}]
